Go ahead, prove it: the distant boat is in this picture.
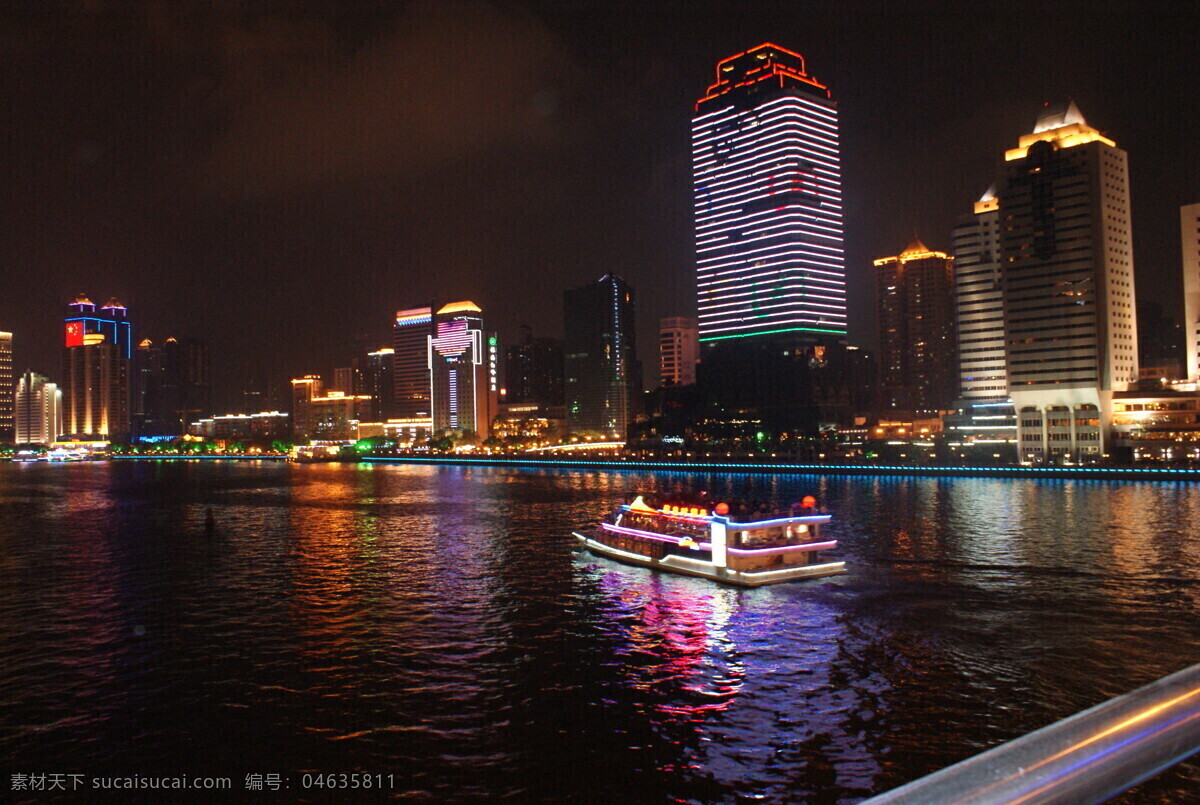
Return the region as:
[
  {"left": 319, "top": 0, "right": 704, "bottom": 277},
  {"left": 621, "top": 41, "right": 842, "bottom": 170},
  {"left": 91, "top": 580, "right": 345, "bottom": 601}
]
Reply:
[{"left": 574, "top": 495, "right": 845, "bottom": 586}]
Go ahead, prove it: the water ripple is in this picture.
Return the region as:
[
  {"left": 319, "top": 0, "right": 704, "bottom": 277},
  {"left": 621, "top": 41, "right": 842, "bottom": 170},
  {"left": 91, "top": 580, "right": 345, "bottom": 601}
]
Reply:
[{"left": 1, "top": 462, "right": 1198, "bottom": 801}]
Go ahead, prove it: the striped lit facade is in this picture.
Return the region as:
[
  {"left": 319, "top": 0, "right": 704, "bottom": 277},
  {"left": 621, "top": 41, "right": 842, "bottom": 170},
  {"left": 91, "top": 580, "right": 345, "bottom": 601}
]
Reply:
[
  {"left": 0, "top": 330, "right": 11, "bottom": 441},
  {"left": 951, "top": 187, "right": 1008, "bottom": 400},
  {"left": 429, "top": 301, "right": 497, "bottom": 436},
  {"left": 393, "top": 306, "right": 433, "bottom": 418},
  {"left": 693, "top": 43, "right": 845, "bottom": 343}
]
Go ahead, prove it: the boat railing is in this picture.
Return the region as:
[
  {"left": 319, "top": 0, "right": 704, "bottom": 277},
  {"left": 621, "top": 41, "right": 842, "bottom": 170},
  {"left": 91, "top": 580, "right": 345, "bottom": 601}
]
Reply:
[{"left": 861, "top": 661, "right": 1200, "bottom": 804}]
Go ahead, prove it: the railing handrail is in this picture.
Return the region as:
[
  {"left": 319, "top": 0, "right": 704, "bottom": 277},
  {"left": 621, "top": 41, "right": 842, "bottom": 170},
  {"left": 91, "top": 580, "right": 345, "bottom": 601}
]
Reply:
[{"left": 862, "top": 662, "right": 1200, "bottom": 804}]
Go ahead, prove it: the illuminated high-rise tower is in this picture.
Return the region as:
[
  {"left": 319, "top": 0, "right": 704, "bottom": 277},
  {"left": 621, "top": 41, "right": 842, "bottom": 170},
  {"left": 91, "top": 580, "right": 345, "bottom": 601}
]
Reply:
[
  {"left": 952, "top": 186, "right": 1008, "bottom": 400},
  {"left": 60, "top": 294, "right": 133, "bottom": 440},
  {"left": 0, "top": 330, "right": 12, "bottom": 441},
  {"left": 564, "top": 275, "right": 641, "bottom": 439},
  {"left": 393, "top": 307, "right": 434, "bottom": 418},
  {"left": 428, "top": 302, "right": 497, "bottom": 436},
  {"left": 15, "top": 371, "right": 61, "bottom": 445},
  {"left": 693, "top": 43, "right": 845, "bottom": 343},
  {"left": 999, "top": 101, "right": 1137, "bottom": 461},
  {"left": 874, "top": 239, "right": 957, "bottom": 413}
]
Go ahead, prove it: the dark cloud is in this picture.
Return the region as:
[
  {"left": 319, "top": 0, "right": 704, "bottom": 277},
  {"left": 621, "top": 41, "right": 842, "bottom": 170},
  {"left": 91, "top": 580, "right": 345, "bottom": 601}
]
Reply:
[{"left": 201, "top": 1, "right": 571, "bottom": 196}]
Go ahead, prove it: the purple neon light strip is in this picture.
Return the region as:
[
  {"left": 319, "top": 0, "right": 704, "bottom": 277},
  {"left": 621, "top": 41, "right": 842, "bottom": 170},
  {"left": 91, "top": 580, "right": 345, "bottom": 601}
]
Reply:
[
  {"left": 727, "top": 540, "right": 836, "bottom": 556},
  {"left": 600, "top": 523, "right": 835, "bottom": 556}
]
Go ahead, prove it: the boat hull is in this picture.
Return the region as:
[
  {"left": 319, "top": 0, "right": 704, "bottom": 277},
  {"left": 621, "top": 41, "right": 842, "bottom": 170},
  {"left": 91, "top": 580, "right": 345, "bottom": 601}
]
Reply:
[{"left": 573, "top": 532, "right": 845, "bottom": 587}]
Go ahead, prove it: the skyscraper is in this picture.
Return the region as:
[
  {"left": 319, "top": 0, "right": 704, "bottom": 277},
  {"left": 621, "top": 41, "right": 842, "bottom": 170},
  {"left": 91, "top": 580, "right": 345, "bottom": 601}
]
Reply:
[
  {"left": 0, "top": 330, "right": 12, "bottom": 441},
  {"left": 999, "top": 101, "right": 1137, "bottom": 461},
  {"left": 952, "top": 186, "right": 1009, "bottom": 401},
  {"left": 393, "top": 307, "right": 434, "bottom": 418},
  {"left": 874, "top": 239, "right": 957, "bottom": 413},
  {"left": 15, "top": 371, "right": 61, "bottom": 445},
  {"left": 135, "top": 336, "right": 211, "bottom": 436},
  {"left": 428, "top": 301, "right": 496, "bottom": 436},
  {"left": 693, "top": 43, "right": 845, "bottom": 343},
  {"left": 564, "top": 274, "right": 641, "bottom": 439},
  {"left": 361, "top": 347, "right": 395, "bottom": 421},
  {"left": 290, "top": 375, "right": 323, "bottom": 441},
  {"left": 61, "top": 295, "right": 133, "bottom": 441},
  {"left": 659, "top": 317, "right": 698, "bottom": 387},
  {"left": 1182, "top": 203, "right": 1200, "bottom": 381},
  {"left": 504, "top": 325, "right": 564, "bottom": 407}
]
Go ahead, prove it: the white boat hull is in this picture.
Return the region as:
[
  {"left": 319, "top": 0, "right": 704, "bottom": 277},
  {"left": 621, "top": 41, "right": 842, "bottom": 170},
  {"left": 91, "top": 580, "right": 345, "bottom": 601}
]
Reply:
[{"left": 574, "top": 532, "right": 845, "bottom": 587}]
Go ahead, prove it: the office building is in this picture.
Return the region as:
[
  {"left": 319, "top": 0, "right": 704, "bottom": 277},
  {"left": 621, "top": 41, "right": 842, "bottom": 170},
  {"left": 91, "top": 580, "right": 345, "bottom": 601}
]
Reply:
[
  {"left": 393, "top": 307, "right": 434, "bottom": 418},
  {"left": 952, "top": 186, "right": 1009, "bottom": 401},
  {"left": 874, "top": 239, "right": 957, "bottom": 413},
  {"left": 944, "top": 187, "right": 1018, "bottom": 453},
  {"left": 1183, "top": 203, "right": 1200, "bottom": 381},
  {"left": 308, "top": 391, "right": 374, "bottom": 441},
  {"left": 135, "top": 336, "right": 212, "bottom": 437},
  {"left": 693, "top": 43, "right": 845, "bottom": 343},
  {"left": 0, "top": 331, "right": 11, "bottom": 441},
  {"left": 564, "top": 274, "right": 641, "bottom": 439},
  {"left": 998, "top": 101, "right": 1137, "bottom": 461},
  {"left": 14, "top": 370, "right": 61, "bottom": 445},
  {"left": 361, "top": 347, "right": 395, "bottom": 421},
  {"left": 659, "top": 317, "right": 699, "bottom": 387},
  {"left": 334, "top": 346, "right": 395, "bottom": 420},
  {"left": 135, "top": 338, "right": 163, "bottom": 435},
  {"left": 505, "top": 325, "right": 563, "bottom": 407},
  {"left": 290, "top": 375, "right": 323, "bottom": 441},
  {"left": 187, "top": 411, "right": 290, "bottom": 442},
  {"left": 429, "top": 301, "right": 497, "bottom": 436},
  {"left": 61, "top": 295, "right": 133, "bottom": 441}
]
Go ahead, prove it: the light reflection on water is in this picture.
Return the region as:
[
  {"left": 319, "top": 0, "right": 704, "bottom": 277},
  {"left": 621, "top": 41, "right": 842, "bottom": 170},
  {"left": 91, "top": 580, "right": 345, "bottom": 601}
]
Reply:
[{"left": 1, "top": 461, "right": 1199, "bottom": 802}]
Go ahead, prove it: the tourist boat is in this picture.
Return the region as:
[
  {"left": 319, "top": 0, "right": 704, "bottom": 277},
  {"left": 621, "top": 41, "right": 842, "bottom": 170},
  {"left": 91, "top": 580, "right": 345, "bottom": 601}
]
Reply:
[{"left": 573, "top": 495, "right": 845, "bottom": 586}]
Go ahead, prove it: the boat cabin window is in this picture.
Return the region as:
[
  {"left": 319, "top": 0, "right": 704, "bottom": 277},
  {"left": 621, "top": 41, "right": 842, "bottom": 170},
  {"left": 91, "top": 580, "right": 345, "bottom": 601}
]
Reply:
[
  {"left": 736, "top": 523, "right": 811, "bottom": 548},
  {"left": 617, "top": 510, "right": 708, "bottom": 539}
]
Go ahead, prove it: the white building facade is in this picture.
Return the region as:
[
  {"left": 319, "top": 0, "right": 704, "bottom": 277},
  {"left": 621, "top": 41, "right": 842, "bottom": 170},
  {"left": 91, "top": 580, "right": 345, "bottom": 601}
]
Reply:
[
  {"left": 15, "top": 371, "right": 62, "bottom": 445},
  {"left": 998, "top": 102, "right": 1137, "bottom": 462}
]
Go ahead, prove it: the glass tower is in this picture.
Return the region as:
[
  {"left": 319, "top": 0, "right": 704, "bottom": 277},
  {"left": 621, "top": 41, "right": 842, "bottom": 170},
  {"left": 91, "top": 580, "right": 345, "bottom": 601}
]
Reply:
[{"left": 693, "top": 43, "right": 845, "bottom": 343}]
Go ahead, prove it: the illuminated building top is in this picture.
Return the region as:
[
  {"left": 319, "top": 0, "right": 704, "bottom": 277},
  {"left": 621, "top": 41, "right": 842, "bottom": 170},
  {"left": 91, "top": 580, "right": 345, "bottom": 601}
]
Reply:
[
  {"left": 974, "top": 184, "right": 999, "bottom": 214},
  {"left": 696, "top": 42, "right": 829, "bottom": 111},
  {"left": 1005, "top": 100, "right": 1116, "bottom": 161},
  {"left": 873, "top": 239, "right": 951, "bottom": 266},
  {"left": 395, "top": 307, "right": 432, "bottom": 327},
  {"left": 63, "top": 293, "right": 133, "bottom": 358},
  {"left": 436, "top": 301, "right": 482, "bottom": 317}
]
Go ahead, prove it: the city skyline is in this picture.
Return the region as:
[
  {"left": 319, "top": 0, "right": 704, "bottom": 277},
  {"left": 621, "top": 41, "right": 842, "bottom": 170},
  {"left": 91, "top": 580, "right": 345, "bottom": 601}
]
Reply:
[{"left": 1, "top": 2, "right": 1197, "bottom": 406}]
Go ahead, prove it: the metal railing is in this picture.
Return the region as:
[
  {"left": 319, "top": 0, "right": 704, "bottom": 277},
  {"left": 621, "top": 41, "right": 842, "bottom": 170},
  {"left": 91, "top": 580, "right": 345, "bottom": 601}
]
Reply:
[{"left": 863, "top": 662, "right": 1200, "bottom": 804}]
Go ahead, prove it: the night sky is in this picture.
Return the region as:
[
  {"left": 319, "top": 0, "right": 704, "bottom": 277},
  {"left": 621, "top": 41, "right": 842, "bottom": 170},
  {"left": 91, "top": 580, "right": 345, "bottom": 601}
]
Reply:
[{"left": 3, "top": 1, "right": 1197, "bottom": 409}]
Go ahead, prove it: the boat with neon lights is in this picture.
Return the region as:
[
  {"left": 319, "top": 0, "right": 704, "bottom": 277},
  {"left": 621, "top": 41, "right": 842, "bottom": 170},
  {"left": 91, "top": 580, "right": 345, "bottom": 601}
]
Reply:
[{"left": 573, "top": 495, "right": 845, "bottom": 586}]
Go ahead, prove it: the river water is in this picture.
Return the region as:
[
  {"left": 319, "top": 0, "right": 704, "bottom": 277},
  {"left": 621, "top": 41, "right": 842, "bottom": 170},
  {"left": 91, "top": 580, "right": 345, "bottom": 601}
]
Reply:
[{"left": 2, "top": 460, "right": 1199, "bottom": 802}]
